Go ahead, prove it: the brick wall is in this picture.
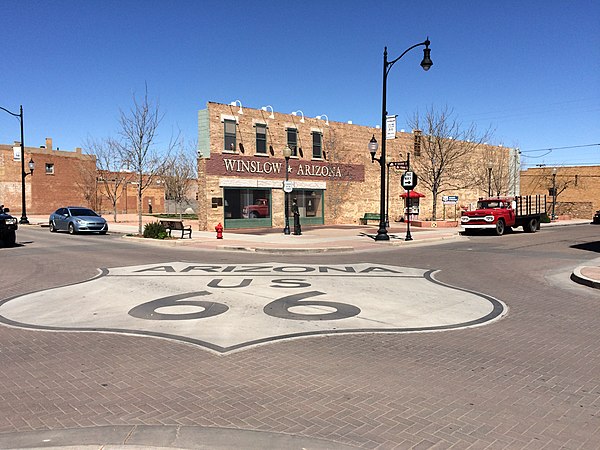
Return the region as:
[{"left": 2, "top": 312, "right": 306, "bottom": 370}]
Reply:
[
  {"left": 197, "top": 102, "right": 513, "bottom": 229},
  {"left": 521, "top": 166, "right": 600, "bottom": 219}
]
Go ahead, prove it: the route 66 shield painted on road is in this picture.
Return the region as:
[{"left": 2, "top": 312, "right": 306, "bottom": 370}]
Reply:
[{"left": 0, "top": 262, "right": 506, "bottom": 354}]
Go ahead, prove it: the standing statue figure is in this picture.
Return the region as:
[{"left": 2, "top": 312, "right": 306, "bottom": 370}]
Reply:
[{"left": 292, "top": 198, "right": 302, "bottom": 235}]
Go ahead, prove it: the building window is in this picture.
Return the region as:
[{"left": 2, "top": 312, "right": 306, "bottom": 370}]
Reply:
[
  {"left": 224, "top": 188, "right": 271, "bottom": 221},
  {"left": 256, "top": 124, "right": 267, "bottom": 154},
  {"left": 287, "top": 128, "right": 298, "bottom": 157},
  {"left": 45, "top": 163, "right": 54, "bottom": 174},
  {"left": 224, "top": 119, "right": 236, "bottom": 152},
  {"left": 312, "top": 132, "right": 322, "bottom": 159}
]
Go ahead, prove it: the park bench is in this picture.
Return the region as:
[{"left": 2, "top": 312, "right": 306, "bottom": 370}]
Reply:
[
  {"left": 359, "top": 213, "right": 380, "bottom": 225},
  {"left": 159, "top": 220, "right": 192, "bottom": 239}
]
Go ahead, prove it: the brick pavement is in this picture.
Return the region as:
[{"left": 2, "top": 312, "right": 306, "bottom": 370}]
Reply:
[{"left": 1, "top": 224, "right": 600, "bottom": 449}]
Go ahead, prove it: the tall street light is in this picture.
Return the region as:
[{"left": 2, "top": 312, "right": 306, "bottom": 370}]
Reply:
[
  {"left": 370, "top": 38, "right": 432, "bottom": 241},
  {"left": 0, "top": 105, "right": 31, "bottom": 224},
  {"left": 283, "top": 146, "right": 292, "bottom": 235},
  {"left": 551, "top": 167, "right": 557, "bottom": 220}
]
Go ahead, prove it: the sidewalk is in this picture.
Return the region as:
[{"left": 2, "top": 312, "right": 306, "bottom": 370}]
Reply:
[
  {"left": 28, "top": 214, "right": 594, "bottom": 253},
  {"left": 29, "top": 214, "right": 463, "bottom": 253}
]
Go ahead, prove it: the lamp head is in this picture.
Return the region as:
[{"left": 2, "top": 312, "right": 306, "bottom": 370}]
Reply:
[
  {"left": 28, "top": 158, "right": 35, "bottom": 174},
  {"left": 283, "top": 146, "right": 292, "bottom": 159},
  {"left": 420, "top": 39, "right": 433, "bottom": 71},
  {"left": 368, "top": 134, "right": 378, "bottom": 160}
]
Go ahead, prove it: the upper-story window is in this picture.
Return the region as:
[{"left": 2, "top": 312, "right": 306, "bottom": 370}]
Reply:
[
  {"left": 45, "top": 163, "right": 55, "bottom": 174},
  {"left": 255, "top": 124, "right": 267, "bottom": 154},
  {"left": 224, "top": 119, "right": 236, "bottom": 152},
  {"left": 312, "top": 132, "right": 322, "bottom": 159},
  {"left": 287, "top": 128, "right": 298, "bottom": 157}
]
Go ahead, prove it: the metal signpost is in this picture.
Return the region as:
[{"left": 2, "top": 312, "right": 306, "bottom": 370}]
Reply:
[{"left": 401, "top": 152, "right": 417, "bottom": 241}]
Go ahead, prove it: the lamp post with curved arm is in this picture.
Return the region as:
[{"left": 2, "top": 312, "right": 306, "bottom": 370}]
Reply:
[
  {"left": 370, "top": 38, "right": 432, "bottom": 241},
  {"left": 0, "top": 105, "right": 31, "bottom": 224}
]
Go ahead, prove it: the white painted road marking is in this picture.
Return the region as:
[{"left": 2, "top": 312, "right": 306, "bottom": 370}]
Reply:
[{"left": 0, "top": 263, "right": 506, "bottom": 353}]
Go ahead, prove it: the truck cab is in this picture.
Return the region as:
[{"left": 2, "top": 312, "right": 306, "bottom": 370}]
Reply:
[{"left": 461, "top": 196, "right": 544, "bottom": 236}]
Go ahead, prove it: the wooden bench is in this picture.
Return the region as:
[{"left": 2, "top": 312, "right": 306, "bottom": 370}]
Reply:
[
  {"left": 359, "top": 213, "right": 380, "bottom": 225},
  {"left": 159, "top": 220, "right": 192, "bottom": 239}
]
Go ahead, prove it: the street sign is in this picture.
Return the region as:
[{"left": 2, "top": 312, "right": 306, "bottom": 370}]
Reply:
[
  {"left": 401, "top": 171, "right": 417, "bottom": 189},
  {"left": 283, "top": 180, "right": 293, "bottom": 193},
  {"left": 386, "top": 115, "right": 397, "bottom": 140},
  {"left": 389, "top": 161, "right": 408, "bottom": 170},
  {"left": 442, "top": 195, "right": 459, "bottom": 204}
]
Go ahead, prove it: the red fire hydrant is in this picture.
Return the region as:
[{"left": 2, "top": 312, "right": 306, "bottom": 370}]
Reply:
[{"left": 215, "top": 222, "right": 223, "bottom": 239}]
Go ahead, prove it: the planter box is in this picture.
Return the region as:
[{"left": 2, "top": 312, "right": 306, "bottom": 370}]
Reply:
[{"left": 410, "top": 220, "right": 459, "bottom": 228}]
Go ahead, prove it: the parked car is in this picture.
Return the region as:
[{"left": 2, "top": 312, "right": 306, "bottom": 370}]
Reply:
[
  {"left": 0, "top": 205, "right": 18, "bottom": 247},
  {"left": 49, "top": 207, "right": 108, "bottom": 235},
  {"left": 593, "top": 210, "right": 600, "bottom": 224}
]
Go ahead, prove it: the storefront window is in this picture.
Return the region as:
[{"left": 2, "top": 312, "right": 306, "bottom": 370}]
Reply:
[
  {"left": 288, "top": 189, "right": 324, "bottom": 225},
  {"left": 224, "top": 188, "right": 272, "bottom": 228}
]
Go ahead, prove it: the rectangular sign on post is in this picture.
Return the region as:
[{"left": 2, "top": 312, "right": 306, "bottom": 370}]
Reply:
[
  {"left": 13, "top": 146, "right": 21, "bottom": 161},
  {"left": 385, "top": 115, "right": 397, "bottom": 140},
  {"left": 442, "top": 195, "right": 459, "bottom": 204}
]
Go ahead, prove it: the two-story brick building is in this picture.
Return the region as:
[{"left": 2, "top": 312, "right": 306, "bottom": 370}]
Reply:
[
  {"left": 0, "top": 138, "right": 166, "bottom": 216},
  {"left": 197, "top": 102, "right": 516, "bottom": 231}
]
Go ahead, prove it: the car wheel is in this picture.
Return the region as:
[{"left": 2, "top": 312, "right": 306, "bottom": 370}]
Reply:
[
  {"left": 2, "top": 231, "right": 16, "bottom": 247},
  {"left": 495, "top": 219, "right": 505, "bottom": 236},
  {"left": 99, "top": 230, "right": 107, "bottom": 235},
  {"left": 68, "top": 223, "right": 76, "bottom": 235},
  {"left": 49, "top": 220, "right": 57, "bottom": 232}
]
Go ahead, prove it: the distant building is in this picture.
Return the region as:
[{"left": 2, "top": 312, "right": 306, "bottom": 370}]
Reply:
[
  {"left": 0, "top": 137, "right": 167, "bottom": 216},
  {"left": 521, "top": 166, "right": 600, "bottom": 219}
]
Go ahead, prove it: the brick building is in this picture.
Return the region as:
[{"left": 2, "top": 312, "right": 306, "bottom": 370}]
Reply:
[
  {"left": 197, "top": 102, "right": 516, "bottom": 231},
  {"left": 521, "top": 166, "right": 600, "bottom": 219},
  {"left": 0, "top": 138, "right": 96, "bottom": 215},
  {"left": 0, "top": 138, "right": 167, "bottom": 216}
]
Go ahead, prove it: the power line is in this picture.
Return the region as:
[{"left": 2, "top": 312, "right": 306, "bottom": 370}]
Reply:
[{"left": 520, "top": 143, "right": 600, "bottom": 154}]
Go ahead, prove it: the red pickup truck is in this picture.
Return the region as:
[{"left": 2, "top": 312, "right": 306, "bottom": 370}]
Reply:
[
  {"left": 242, "top": 198, "right": 269, "bottom": 218},
  {"left": 460, "top": 195, "right": 546, "bottom": 236}
]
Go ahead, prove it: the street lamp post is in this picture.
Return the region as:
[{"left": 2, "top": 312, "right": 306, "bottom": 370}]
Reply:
[
  {"left": 552, "top": 167, "right": 557, "bottom": 220},
  {"left": 371, "top": 39, "right": 432, "bottom": 241},
  {"left": 283, "top": 146, "right": 292, "bottom": 235},
  {"left": 487, "top": 161, "right": 493, "bottom": 197},
  {"left": 0, "top": 105, "right": 31, "bottom": 224}
]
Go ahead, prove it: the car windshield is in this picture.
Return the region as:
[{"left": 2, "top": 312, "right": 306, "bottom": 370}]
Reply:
[{"left": 69, "top": 208, "right": 98, "bottom": 217}]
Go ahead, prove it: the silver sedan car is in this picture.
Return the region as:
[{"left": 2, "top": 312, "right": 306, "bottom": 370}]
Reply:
[{"left": 49, "top": 207, "right": 108, "bottom": 235}]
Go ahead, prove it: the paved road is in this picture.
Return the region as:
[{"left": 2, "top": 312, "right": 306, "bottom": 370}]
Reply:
[{"left": 1, "top": 225, "right": 599, "bottom": 449}]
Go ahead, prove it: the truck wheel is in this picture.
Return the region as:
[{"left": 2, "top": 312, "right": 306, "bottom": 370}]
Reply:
[
  {"left": 495, "top": 220, "right": 505, "bottom": 236},
  {"left": 249, "top": 212, "right": 258, "bottom": 218},
  {"left": 525, "top": 218, "right": 539, "bottom": 233}
]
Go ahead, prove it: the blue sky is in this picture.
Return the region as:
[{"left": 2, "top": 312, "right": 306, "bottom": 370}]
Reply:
[{"left": 1, "top": 1, "right": 599, "bottom": 169}]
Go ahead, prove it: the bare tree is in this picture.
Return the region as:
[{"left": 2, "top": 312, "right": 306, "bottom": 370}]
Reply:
[
  {"left": 163, "top": 141, "right": 197, "bottom": 218},
  {"left": 409, "top": 106, "right": 493, "bottom": 220},
  {"left": 474, "top": 145, "right": 513, "bottom": 197},
  {"left": 74, "top": 154, "right": 99, "bottom": 211},
  {"left": 85, "top": 137, "right": 129, "bottom": 221},
  {"left": 117, "top": 87, "right": 173, "bottom": 234}
]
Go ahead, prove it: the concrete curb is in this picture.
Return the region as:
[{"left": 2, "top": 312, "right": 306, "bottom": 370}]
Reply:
[
  {"left": 0, "top": 424, "right": 358, "bottom": 449},
  {"left": 570, "top": 266, "right": 600, "bottom": 289}
]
